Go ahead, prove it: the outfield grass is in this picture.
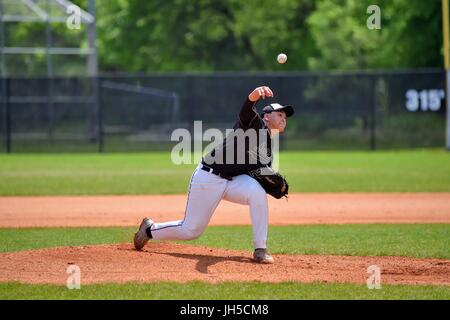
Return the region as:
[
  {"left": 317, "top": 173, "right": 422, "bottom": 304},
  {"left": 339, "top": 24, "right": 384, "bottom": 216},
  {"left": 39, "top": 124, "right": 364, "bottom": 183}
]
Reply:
[
  {"left": 1, "top": 150, "right": 449, "bottom": 300},
  {"left": 1, "top": 224, "right": 449, "bottom": 259},
  {"left": 0, "top": 150, "right": 449, "bottom": 195},
  {"left": 1, "top": 281, "right": 450, "bottom": 300}
]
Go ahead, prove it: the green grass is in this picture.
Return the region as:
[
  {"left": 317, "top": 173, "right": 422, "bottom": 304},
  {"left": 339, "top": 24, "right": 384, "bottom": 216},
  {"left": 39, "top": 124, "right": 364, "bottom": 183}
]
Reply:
[
  {"left": 1, "top": 150, "right": 448, "bottom": 300},
  {"left": 0, "top": 150, "right": 449, "bottom": 195},
  {"left": 1, "top": 225, "right": 449, "bottom": 259},
  {"left": 188, "top": 224, "right": 450, "bottom": 259},
  {"left": 1, "top": 224, "right": 449, "bottom": 300},
  {"left": 1, "top": 282, "right": 450, "bottom": 300},
  {"left": 0, "top": 227, "right": 134, "bottom": 253}
]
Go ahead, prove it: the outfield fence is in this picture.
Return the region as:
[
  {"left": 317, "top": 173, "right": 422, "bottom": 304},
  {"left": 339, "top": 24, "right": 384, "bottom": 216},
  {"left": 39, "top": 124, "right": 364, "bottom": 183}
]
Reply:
[{"left": 0, "top": 69, "right": 447, "bottom": 152}]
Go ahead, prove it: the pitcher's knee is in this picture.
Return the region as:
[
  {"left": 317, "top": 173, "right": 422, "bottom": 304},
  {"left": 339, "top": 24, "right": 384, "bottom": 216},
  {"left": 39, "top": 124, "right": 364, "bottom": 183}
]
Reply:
[
  {"left": 183, "top": 226, "right": 204, "bottom": 240},
  {"left": 248, "top": 183, "right": 267, "bottom": 203}
]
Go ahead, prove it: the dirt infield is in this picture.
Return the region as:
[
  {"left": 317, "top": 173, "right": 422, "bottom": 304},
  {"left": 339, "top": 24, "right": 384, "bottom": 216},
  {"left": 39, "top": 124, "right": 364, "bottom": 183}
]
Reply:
[
  {"left": 1, "top": 193, "right": 450, "bottom": 228},
  {"left": 1, "top": 193, "right": 449, "bottom": 286},
  {"left": 1, "top": 242, "right": 449, "bottom": 286}
]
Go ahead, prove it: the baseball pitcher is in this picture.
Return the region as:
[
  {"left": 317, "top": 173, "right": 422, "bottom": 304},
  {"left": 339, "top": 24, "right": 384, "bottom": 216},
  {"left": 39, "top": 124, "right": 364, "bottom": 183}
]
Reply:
[{"left": 134, "top": 86, "right": 294, "bottom": 263}]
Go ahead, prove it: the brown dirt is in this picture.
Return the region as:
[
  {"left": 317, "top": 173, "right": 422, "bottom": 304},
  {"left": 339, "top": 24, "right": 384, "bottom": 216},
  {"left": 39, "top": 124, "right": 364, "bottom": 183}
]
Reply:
[
  {"left": 1, "top": 193, "right": 449, "bottom": 286},
  {"left": 1, "top": 242, "right": 449, "bottom": 286},
  {"left": 1, "top": 193, "right": 450, "bottom": 228}
]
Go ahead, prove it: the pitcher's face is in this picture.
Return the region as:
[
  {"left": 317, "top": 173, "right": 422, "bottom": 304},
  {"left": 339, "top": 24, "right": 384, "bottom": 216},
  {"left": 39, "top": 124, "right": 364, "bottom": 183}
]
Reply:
[{"left": 264, "top": 111, "right": 287, "bottom": 133}]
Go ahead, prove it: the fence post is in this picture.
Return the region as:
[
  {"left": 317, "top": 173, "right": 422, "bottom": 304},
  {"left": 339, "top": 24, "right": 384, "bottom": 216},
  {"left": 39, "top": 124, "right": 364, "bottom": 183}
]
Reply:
[
  {"left": 370, "top": 77, "right": 377, "bottom": 151},
  {"left": 47, "top": 78, "right": 54, "bottom": 143},
  {"left": 5, "top": 77, "right": 11, "bottom": 153},
  {"left": 96, "top": 77, "right": 103, "bottom": 152}
]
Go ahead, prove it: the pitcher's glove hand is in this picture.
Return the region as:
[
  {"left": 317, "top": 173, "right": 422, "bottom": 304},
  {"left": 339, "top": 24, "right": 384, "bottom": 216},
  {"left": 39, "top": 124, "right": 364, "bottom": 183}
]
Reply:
[{"left": 248, "top": 167, "right": 289, "bottom": 199}]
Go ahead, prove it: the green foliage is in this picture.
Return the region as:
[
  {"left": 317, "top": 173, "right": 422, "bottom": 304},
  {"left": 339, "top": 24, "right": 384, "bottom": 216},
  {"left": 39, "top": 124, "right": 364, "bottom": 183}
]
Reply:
[
  {"left": 307, "top": 0, "right": 443, "bottom": 70},
  {"left": 94, "top": 0, "right": 443, "bottom": 72},
  {"left": 3, "top": 0, "right": 90, "bottom": 76},
  {"left": 95, "top": 0, "right": 317, "bottom": 72},
  {"left": 3, "top": 0, "right": 443, "bottom": 74},
  {"left": 377, "top": 113, "right": 446, "bottom": 148},
  {"left": 1, "top": 0, "right": 442, "bottom": 74}
]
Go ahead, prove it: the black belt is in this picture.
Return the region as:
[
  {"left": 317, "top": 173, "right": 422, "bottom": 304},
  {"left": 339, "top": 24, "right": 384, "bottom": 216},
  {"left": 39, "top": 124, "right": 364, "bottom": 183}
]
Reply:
[{"left": 200, "top": 164, "right": 233, "bottom": 181}]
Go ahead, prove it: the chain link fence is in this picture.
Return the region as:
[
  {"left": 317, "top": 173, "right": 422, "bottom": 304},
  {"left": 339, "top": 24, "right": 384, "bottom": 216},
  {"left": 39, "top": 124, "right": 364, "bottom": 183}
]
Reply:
[{"left": 0, "top": 70, "right": 446, "bottom": 153}]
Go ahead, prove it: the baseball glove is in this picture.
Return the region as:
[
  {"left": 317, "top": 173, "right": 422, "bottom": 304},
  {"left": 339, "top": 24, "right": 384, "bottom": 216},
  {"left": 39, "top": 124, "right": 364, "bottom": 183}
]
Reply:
[{"left": 248, "top": 167, "right": 289, "bottom": 199}]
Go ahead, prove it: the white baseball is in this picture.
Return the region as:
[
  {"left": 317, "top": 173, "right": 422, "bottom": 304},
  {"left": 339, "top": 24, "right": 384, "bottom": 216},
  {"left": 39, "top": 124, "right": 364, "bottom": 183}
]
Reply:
[{"left": 277, "top": 53, "right": 287, "bottom": 64}]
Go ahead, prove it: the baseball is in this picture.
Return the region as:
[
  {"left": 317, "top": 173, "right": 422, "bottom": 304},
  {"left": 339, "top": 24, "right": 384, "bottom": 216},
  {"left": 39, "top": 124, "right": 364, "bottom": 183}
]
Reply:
[{"left": 277, "top": 53, "right": 287, "bottom": 64}]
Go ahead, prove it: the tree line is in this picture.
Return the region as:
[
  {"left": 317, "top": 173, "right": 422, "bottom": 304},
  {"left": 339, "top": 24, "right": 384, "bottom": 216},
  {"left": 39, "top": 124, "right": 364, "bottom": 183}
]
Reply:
[{"left": 5, "top": 0, "right": 445, "bottom": 74}]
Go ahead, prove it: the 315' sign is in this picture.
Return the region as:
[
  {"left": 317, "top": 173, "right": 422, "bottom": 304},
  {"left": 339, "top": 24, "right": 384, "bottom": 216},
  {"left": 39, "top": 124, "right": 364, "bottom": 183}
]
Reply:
[{"left": 405, "top": 89, "right": 445, "bottom": 112}]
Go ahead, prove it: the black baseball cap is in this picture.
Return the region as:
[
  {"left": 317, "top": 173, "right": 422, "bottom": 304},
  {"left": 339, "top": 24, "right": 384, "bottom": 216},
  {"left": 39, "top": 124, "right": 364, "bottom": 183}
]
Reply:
[{"left": 261, "top": 103, "right": 294, "bottom": 117}]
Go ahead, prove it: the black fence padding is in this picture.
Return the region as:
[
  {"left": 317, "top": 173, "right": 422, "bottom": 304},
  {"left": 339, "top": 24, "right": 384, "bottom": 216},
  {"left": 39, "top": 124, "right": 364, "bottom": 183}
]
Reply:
[{"left": 0, "top": 70, "right": 446, "bottom": 153}]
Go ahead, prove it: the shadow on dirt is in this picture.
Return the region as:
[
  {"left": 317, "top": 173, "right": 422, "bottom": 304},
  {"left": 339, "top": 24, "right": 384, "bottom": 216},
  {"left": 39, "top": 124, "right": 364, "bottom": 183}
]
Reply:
[{"left": 153, "top": 251, "right": 255, "bottom": 273}]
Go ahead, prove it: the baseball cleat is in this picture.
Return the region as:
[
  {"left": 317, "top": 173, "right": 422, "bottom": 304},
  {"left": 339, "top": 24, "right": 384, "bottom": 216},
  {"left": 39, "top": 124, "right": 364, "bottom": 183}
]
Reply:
[
  {"left": 134, "top": 218, "right": 154, "bottom": 251},
  {"left": 253, "top": 248, "right": 275, "bottom": 264}
]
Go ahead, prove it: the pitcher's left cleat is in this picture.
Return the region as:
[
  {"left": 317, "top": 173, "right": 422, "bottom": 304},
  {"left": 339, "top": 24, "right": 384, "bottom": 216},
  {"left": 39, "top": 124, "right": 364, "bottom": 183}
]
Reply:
[
  {"left": 253, "top": 248, "right": 275, "bottom": 264},
  {"left": 134, "top": 218, "right": 154, "bottom": 251}
]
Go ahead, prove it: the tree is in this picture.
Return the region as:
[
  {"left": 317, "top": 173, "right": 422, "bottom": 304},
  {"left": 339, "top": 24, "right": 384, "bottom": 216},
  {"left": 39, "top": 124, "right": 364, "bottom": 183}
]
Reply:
[
  {"left": 307, "top": 0, "right": 443, "bottom": 70},
  {"left": 95, "top": 0, "right": 317, "bottom": 72},
  {"left": 4, "top": 0, "right": 443, "bottom": 74}
]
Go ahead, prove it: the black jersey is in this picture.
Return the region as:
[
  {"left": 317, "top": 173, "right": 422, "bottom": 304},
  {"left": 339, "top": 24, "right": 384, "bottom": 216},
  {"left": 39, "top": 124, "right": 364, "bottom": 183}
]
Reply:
[{"left": 202, "top": 98, "right": 272, "bottom": 177}]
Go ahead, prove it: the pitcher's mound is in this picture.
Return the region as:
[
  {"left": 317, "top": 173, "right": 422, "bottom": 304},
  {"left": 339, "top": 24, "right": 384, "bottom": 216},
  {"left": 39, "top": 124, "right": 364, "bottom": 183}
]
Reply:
[{"left": 1, "top": 242, "right": 449, "bottom": 286}]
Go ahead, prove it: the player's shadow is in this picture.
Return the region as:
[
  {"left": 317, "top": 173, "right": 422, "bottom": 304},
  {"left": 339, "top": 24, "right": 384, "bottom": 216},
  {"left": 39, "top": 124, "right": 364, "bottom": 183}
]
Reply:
[{"left": 156, "top": 252, "right": 255, "bottom": 274}]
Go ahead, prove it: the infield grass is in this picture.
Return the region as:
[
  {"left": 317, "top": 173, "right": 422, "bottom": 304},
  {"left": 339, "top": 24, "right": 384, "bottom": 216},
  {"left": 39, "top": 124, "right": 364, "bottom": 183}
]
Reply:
[
  {"left": 1, "top": 150, "right": 449, "bottom": 300},
  {"left": 1, "top": 282, "right": 450, "bottom": 300},
  {"left": 1, "top": 224, "right": 449, "bottom": 259},
  {"left": 0, "top": 150, "right": 449, "bottom": 195},
  {"left": 1, "top": 225, "right": 449, "bottom": 300}
]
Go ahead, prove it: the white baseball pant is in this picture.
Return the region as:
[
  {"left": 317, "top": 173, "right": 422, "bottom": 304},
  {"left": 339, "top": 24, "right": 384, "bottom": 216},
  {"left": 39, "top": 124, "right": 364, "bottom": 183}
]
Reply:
[{"left": 149, "top": 164, "right": 269, "bottom": 249}]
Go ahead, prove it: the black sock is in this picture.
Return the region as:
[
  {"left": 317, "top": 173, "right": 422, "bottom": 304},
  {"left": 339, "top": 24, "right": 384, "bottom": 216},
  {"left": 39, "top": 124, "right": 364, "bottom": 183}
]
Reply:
[{"left": 145, "top": 227, "right": 153, "bottom": 239}]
